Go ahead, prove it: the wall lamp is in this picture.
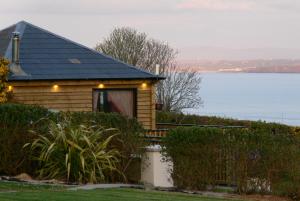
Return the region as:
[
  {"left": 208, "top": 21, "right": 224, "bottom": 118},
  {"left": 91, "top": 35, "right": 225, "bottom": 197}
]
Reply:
[
  {"left": 141, "top": 82, "right": 147, "bottom": 89},
  {"left": 98, "top": 84, "right": 104, "bottom": 89},
  {"left": 8, "top": 85, "right": 13, "bottom": 92}
]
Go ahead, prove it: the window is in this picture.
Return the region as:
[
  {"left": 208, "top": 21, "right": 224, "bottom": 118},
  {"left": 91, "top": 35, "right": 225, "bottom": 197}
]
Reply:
[{"left": 93, "top": 89, "right": 136, "bottom": 118}]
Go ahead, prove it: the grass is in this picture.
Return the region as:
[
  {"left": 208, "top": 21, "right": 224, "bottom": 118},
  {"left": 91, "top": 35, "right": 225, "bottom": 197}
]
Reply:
[
  {"left": 0, "top": 181, "right": 65, "bottom": 192},
  {"left": 0, "top": 181, "right": 243, "bottom": 201}
]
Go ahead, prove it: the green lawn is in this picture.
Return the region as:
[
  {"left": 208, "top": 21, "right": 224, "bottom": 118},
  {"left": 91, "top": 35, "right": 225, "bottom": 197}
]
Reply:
[{"left": 0, "top": 181, "right": 243, "bottom": 201}]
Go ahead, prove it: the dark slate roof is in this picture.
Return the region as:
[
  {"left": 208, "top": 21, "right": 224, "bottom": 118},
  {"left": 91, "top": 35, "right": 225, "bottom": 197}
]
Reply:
[
  {"left": 0, "top": 21, "right": 162, "bottom": 81},
  {"left": 0, "top": 24, "right": 16, "bottom": 57}
]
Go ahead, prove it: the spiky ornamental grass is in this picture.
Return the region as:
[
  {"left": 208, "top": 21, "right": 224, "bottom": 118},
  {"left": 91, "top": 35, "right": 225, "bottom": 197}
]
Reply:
[{"left": 24, "top": 116, "right": 121, "bottom": 184}]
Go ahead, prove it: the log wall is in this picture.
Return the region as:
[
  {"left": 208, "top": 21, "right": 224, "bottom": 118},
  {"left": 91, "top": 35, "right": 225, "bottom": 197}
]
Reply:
[{"left": 9, "top": 80, "right": 156, "bottom": 129}]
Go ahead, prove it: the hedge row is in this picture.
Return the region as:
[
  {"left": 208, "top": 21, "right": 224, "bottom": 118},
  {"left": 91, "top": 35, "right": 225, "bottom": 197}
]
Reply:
[
  {"left": 156, "top": 111, "right": 252, "bottom": 126},
  {"left": 0, "top": 103, "right": 145, "bottom": 182},
  {"left": 162, "top": 126, "right": 300, "bottom": 199},
  {"left": 157, "top": 111, "right": 300, "bottom": 134}
]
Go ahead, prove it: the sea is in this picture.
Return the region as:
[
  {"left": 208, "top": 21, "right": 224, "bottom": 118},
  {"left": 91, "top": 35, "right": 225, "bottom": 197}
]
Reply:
[{"left": 185, "top": 73, "right": 300, "bottom": 126}]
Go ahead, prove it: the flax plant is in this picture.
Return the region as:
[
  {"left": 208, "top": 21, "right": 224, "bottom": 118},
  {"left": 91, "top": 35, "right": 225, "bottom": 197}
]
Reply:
[{"left": 24, "top": 116, "right": 121, "bottom": 183}]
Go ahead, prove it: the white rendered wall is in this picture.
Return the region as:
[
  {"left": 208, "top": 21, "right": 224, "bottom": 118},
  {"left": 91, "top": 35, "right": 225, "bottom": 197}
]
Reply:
[{"left": 141, "top": 145, "right": 173, "bottom": 188}]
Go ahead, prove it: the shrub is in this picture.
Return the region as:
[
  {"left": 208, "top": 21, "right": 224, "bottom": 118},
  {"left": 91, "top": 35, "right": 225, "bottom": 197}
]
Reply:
[
  {"left": 156, "top": 111, "right": 252, "bottom": 126},
  {"left": 57, "top": 112, "right": 146, "bottom": 182},
  {"left": 0, "top": 103, "right": 52, "bottom": 175},
  {"left": 0, "top": 103, "right": 145, "bottom": 183},
  {"left": 162, "top": 127, "right": 224, "bottom": 190},
  {"left": 25, "top": 115, "right": 121, "bottom": 184},
  {"left": 0, "top": 58, "right": 9, "bottom": 103},
  {"left": 157, "top": 111, "right": 295, "bottom": 132},
  {"left": 162, "top": 126, "right": 300, "bottom": 199}
]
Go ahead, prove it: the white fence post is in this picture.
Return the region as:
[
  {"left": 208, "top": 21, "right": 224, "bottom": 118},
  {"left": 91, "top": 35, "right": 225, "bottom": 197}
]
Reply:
[{"left": 141, "top": 145, "right": 173, "bottom": 188}]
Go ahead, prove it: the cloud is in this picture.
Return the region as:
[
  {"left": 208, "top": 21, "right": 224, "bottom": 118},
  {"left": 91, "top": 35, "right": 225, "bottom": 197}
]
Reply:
[
  {"left": 0, "top": 0, "right": 176, "bottom": 15},
  {"left": 176, "top": 0, "right": 256, "bottom": 11}
]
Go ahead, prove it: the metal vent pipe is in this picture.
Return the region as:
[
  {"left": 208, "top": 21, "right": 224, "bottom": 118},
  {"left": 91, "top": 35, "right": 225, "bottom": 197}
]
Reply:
[{"left": 12, "top": 32, "right": 20, "bottom": 64}]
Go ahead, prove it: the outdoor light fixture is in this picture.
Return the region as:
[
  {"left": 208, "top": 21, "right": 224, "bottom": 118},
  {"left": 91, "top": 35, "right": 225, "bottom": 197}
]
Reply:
[
  {"left": 98, "top": 84, "right": 104, "bottom": 88},
  {"left": 141, "top": 82, "right": 147, "bottom": 88},
  {"left": 8, "top": 86, "right": 13, "bottom": 91},
  {"left": 51, "top": 84, "right": 60, "bottom": 92}
]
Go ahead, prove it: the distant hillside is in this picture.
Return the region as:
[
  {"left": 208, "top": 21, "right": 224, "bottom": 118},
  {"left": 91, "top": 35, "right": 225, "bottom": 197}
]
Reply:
[
  {"left": 178, "top": 59, "right": 300, "bottom": 73},
  {"left": 178, "top": 47, "right": 300, "bottom": 60}
]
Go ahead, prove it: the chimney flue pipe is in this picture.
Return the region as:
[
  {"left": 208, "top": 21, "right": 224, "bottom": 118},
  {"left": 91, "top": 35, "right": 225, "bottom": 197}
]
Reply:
[
  {"left": 155, "top": 64, "right": 160, "bottom": 75},
  {"left": 12, "top": 32, "right": 20, "bottom": 64}
]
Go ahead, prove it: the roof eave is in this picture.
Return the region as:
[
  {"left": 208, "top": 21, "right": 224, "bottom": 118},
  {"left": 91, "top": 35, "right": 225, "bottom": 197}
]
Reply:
[{"left": 8, "top": 76, "right": 165, "bottom": 82}]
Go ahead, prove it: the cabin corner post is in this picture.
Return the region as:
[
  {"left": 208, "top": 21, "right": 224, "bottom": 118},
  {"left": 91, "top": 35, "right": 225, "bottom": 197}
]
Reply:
[{"left": 151, "top": 83, "right": 156, "bottom": 130}]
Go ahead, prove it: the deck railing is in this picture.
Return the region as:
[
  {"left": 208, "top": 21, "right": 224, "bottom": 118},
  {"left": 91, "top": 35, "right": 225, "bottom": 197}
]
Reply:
[
  {"left": 144, "top": 123, "right": 245, "bottom": 142},
  {"left": 145, "top": 128, "right": 168, "bottom": 137},
  {"left": 156, "top": 123, "right": 245, "bottom": 129}
]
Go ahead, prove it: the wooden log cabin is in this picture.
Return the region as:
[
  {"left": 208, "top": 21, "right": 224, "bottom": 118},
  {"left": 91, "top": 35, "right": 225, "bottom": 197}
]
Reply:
[{"left": 0, "top": 21, "right": 163, "bottom": 130}]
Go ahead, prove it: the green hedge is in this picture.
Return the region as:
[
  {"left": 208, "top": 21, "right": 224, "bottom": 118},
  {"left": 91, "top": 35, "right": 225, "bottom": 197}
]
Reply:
[
  {"left": 0, "top": 104, "right": 52, "bottom": 175},
  {"left": 0, "top": 103, "right": 145, "bottom": 182},
  {"left": 162, "top": 126, "right": 300, "bottom": 199},
  {"left": 156, "top": 111, "right": 252, "bottom": 126},
  {"left": 156, "top": 111, "right": 297, "bottom": 134}
]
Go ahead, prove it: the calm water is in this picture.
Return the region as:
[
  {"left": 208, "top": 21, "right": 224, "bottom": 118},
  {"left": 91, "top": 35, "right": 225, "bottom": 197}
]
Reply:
[{"left": 185, "top": 73, "right": 300, "bottom": 126}]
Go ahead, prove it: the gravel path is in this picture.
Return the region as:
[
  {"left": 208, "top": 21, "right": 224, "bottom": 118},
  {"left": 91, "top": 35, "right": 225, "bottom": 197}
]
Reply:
[{"left": 68, "top": 183, "right": 143, "bottom": 190}]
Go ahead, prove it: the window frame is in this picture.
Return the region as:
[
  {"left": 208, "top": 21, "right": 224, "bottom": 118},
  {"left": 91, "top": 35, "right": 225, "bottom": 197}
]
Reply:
[{"left": 92, "top": 88, "right": 137, "bottom": 118}]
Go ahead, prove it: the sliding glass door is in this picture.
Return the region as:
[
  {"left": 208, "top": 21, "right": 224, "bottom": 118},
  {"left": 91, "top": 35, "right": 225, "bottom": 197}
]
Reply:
[{"left": 93, "top": 89, "right": 136, "bottom": 118}]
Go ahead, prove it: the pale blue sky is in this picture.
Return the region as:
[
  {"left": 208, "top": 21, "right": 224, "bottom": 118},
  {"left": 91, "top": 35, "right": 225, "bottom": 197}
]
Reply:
[{"left": 1, "top": 0, "right": 300, "bottom": 60}]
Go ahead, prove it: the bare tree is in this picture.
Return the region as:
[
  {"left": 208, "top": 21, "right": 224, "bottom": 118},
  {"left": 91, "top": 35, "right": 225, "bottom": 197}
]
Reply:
[
  {"left": 139, "top": 39, "right": 177, "bottom": 72},
  {"left": 95, "top": 28, "right": 176, "bottom": 73},
  {"left": 95, "top": 27, "right": 202, "bottom": 112},
  {"left": 96, "top": 27, "right": 146, "bottom": 66},
  {"left": 157, "top": 64, "right": 202, "bottom": 112}
]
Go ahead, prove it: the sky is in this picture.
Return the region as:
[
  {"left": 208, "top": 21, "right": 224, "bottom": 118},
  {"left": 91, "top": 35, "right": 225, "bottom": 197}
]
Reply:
[{"left": 1, "top": 0, "right": 300, "bottom": 60}]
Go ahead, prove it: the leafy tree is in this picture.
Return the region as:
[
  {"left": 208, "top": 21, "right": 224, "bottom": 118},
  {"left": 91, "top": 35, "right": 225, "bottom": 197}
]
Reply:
[
  {"left": 0, "top": 58, "right": 9, "bottom": 103},
  {"left": 96, "top": 28, "right": 202, "bottom": 112}
]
